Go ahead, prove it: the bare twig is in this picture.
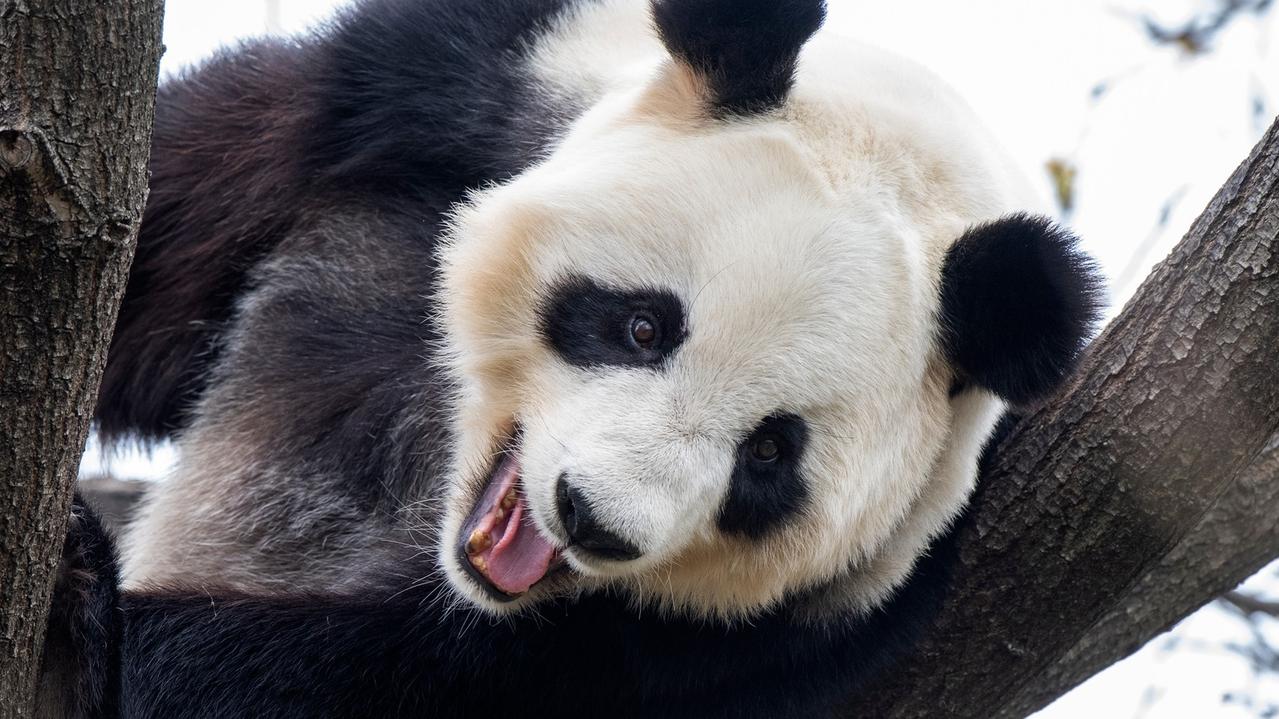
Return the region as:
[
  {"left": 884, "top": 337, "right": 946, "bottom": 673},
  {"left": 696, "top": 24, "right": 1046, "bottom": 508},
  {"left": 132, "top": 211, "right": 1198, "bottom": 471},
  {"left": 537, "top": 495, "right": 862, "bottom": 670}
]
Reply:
[
  {"left": 1140, "top": 0, "right": 1274, "bottom": 55},
  {"left": 1222, "top": 591, "right": 1279, "bottom": 618}
]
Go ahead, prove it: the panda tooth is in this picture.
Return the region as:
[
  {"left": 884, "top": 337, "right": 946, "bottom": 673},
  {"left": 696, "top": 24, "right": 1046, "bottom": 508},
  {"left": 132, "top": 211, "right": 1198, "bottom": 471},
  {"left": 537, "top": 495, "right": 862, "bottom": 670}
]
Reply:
[
  {"left": 500, "top": 490, "right": 518, "bottom": 510},
  {"left": 466, "top": 529, "right": 492, "bottom": 554},
  {"left": 471, "top": 555, "right": 488, "bottom": 572}
]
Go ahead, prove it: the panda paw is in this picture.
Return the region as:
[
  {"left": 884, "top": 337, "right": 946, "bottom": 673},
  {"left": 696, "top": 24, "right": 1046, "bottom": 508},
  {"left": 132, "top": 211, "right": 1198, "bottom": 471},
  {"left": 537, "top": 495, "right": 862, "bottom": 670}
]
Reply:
[{"left": 37, "top": 494, "right": 121, "bottom": 719}]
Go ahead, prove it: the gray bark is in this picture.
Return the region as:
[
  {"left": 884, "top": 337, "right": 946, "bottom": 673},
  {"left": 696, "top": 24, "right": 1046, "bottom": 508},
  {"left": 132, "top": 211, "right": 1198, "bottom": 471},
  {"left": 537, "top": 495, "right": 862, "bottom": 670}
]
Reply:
[
  {"left": 843, "top": 115, "right": 1279, "bottom": 718},
  {"left": 0, "top": 1, "right": 162, "bottom": 716}
]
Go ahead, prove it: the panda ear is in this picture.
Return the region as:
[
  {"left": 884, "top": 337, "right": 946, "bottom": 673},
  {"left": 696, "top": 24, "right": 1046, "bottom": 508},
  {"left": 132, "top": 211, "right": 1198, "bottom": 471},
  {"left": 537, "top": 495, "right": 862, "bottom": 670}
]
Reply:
[
  {"left": 939, "top": 213, "right": 1106, "bottom": 408},
  {"left": 651, "top": 0, "right": 826, "bottom": 116}
]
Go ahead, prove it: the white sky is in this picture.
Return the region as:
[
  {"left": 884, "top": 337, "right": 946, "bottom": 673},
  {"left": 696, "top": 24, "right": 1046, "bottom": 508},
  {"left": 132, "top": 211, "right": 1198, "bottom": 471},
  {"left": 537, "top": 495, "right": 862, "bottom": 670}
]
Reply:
[{"left": 85, "top": 1, "right": 1279, "bottom": 716}]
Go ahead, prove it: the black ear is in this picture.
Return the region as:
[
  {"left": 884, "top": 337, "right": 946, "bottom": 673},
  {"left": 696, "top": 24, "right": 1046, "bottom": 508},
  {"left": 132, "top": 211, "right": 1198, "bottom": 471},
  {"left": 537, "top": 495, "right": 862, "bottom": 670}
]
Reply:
[
  {"left": 939, "top": 213, "right": 1106, "bottom": 408},
  {"left": 652, "top": 0, "right": 826, "bottom": 116}
]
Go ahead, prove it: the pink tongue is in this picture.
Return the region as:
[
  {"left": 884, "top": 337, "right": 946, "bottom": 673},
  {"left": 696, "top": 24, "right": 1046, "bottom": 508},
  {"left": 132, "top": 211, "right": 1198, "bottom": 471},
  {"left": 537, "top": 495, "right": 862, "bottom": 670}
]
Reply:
[{"left": 485, "top": 498, "right": 558, "bottom": 595}]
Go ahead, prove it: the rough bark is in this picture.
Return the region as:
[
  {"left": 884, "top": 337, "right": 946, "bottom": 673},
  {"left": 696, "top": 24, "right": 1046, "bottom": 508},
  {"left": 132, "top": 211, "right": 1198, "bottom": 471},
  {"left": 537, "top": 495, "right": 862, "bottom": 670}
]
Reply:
[
  {"left": 0, "top": 1, "right": 162, "bottom": 716},
  {"left": 1012, "top": 435, "right": 1279, "bottom": 715},
  {"left": 844, "top": 116, "right": 1279, "bottom": 718}
]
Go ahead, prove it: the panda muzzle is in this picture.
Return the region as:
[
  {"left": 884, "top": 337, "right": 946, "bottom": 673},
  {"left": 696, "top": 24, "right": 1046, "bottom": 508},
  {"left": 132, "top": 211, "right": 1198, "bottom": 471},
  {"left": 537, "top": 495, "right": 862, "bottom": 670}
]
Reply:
[{"left": 458, "top": 449, "right": 561, "bottom": 599}]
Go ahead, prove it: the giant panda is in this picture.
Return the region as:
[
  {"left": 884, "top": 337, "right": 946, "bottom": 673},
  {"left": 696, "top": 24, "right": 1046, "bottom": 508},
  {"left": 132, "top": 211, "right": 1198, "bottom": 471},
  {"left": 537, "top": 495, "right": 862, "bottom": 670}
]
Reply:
[{"left": 49, "top": 0, "right": 1103, "bottom": 715}]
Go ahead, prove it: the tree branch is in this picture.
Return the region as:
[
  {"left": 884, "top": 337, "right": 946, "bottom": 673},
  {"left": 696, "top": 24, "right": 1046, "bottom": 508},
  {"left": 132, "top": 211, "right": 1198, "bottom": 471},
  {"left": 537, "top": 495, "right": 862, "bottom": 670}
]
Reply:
[
  {"left": 1222, "top": 591, "right": 1279, "bottom": 618},
  {"left": 1140, "top": 0, "right": 1274, "bottom": 54},
  {"left": 843, "top": 115, "right": 1279, "bottom": 718}
]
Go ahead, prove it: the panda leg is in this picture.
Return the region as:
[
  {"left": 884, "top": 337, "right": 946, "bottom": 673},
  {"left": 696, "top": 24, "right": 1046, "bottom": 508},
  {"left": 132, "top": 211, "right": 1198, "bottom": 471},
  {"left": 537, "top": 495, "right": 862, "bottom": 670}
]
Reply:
[{"left": 36, "top": 494, "right": 120, "bottom": 719}]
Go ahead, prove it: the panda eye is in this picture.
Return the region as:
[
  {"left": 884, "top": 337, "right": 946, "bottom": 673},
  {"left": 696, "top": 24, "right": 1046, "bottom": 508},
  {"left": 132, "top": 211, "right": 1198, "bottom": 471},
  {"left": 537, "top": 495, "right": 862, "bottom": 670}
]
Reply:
[
  {"left": 719, "top": 414, "right": 810, "bottom": 539},
  {"left": 541, "top": 276, "right": 686, "bottom": 368},
  {"left": 629, "top": 314, "right": 658, "bottom": 349},
  {"left": 750, "top": 434, "right": 781, "bottom": 462}
]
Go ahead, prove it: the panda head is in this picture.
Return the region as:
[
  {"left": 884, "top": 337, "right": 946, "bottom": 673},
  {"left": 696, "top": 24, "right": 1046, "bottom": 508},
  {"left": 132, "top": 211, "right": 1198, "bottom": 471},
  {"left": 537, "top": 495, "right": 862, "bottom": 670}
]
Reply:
[{"left": 435, "top": 0, "right": 1104, "bottom": 619}]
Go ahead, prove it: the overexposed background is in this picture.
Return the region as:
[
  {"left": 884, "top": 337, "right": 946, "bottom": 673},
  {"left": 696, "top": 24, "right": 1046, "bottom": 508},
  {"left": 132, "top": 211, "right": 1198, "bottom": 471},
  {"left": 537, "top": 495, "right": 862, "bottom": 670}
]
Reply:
[{"left": 82, "top": 1, "right": 1279, "bottom": 716}]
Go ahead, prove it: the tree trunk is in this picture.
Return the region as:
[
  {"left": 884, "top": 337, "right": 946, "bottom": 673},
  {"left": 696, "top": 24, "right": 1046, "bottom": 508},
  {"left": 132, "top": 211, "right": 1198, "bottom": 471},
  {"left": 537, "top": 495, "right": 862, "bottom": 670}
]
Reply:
[
  {"left": 843, "top": 115, "right": 1279, "bottom": 718},
  {"left": 0, "top": 1, "right": 162, "bottom": 716}
]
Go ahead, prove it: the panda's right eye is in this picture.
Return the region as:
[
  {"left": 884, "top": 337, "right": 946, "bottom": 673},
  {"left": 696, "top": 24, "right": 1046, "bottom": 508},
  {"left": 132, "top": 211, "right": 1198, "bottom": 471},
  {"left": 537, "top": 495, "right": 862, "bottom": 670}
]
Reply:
[
  {"left": 541, "top": 276, "right": 686, "bottom": 368},
  {"left": 629, "top": 314, "right": 658, "bottom": 349},
  {"left": 719, "top": 414, "right": 810, "bottom": 539},
  {"left": 749, "top": 435, "right": 781, "bottom": 462}
]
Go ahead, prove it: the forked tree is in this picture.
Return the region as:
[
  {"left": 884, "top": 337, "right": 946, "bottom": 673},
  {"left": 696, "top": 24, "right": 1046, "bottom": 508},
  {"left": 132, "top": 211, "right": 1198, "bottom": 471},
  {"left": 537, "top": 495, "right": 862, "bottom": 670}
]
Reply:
[{"left": 0, "top": 1, "right": 1276, "bottom": 717}]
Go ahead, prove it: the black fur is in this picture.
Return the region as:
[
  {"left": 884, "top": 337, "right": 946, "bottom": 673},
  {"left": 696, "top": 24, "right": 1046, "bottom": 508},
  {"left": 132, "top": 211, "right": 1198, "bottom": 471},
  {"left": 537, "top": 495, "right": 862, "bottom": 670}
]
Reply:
[
  {"left": 939, "top": 213, "right": 1106, "bottom": 408},
  {"left": 305, "top": 0, "right": 582, "bottom": 195},
  {"left": 718, "top": 414, "right": 810, "bottom": 538},
  {"left": 541, "top": 275, "right": 687, "bottom": 369},
  {"left": 95, "top": 0, "right": 582, "bottom": 441},
  {"left": 38, "top": 495, "right": 120, "bottom": 719},
  {"left": 653, "top": 0, "right": 826, "bottom": 115},
  {"left": 202, "top": 213, "right": 453, "bottom": 517},
  {"left": 44, "top": 481, "right": 979, "bottom": 719},
  {"left": 94, "top": 42, "right": 313, "bottom": 442}
]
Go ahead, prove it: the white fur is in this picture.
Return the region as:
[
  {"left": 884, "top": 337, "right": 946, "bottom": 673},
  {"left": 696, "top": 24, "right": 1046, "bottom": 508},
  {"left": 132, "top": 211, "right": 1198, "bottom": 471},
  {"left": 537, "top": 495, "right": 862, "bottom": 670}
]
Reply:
[{"left": 437, "top": 0, "right": 1035, "bottom": 619}]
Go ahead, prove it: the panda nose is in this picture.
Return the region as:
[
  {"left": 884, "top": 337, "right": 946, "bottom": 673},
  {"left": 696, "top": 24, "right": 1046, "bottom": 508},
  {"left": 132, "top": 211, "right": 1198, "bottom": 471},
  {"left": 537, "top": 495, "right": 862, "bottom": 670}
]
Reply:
[{"left": 555, "top": 474, "right": 642, "bottom": 562}]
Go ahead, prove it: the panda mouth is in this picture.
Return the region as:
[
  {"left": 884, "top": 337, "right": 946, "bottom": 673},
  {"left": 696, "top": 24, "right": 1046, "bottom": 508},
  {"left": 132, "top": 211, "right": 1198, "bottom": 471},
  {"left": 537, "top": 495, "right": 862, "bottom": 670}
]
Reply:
[{"left": 457, "top": 433, "right": 563, "bottom": 601}]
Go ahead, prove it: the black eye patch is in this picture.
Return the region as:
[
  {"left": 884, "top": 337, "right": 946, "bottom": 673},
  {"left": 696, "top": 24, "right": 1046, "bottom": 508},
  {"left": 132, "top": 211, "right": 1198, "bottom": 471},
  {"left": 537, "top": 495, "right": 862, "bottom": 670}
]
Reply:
[
  {"left": 540, "top": 275, "right": 686, "bottom": 368},
  {"left": 718, "top": 414, "right": 809, "bottom": 539}
]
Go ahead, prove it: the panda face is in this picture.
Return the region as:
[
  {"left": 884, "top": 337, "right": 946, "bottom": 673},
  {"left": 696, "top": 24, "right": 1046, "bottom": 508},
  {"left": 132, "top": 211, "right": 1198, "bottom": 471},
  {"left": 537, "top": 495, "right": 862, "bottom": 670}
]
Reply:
[{"left": 435, "top": 100, "right": 966, "bottom": 618}]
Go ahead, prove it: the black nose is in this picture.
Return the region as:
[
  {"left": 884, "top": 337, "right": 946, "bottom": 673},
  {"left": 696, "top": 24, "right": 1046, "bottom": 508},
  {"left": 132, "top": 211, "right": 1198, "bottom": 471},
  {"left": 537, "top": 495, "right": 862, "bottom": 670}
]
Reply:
[{"left": 555, "top": 474, "right": 642, "bottom": 562}]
